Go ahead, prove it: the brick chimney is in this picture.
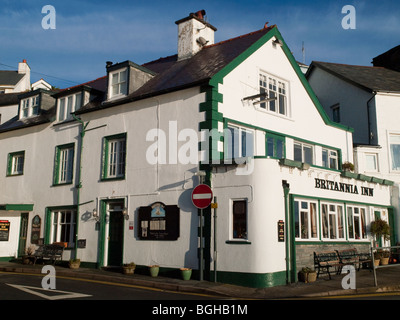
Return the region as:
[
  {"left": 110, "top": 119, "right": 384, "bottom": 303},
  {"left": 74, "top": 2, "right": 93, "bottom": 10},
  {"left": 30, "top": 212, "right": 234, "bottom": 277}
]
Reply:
[{"left": 175, "top": 10, "right": 217, "bottom": 61}]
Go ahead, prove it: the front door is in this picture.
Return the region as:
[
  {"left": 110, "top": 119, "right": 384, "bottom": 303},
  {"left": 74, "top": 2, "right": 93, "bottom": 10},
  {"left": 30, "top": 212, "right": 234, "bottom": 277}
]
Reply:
[
  {"left": 18, "top": 213, "right": 29, "bottom": 257},
  {"left": 107, "top": 205, "right": 124, "bottom": 266}
]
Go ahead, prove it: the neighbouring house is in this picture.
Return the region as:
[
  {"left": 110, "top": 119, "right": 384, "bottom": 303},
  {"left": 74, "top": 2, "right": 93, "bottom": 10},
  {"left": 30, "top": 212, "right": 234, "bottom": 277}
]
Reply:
[{"left": 0, "top": 10, "right": 395, "bottom": 288}]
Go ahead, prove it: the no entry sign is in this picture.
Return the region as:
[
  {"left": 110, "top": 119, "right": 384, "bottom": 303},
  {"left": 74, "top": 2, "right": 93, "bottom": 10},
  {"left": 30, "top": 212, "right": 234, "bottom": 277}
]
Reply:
[{"left": 192, "top": 184, "right": 213, "bottom": 209}]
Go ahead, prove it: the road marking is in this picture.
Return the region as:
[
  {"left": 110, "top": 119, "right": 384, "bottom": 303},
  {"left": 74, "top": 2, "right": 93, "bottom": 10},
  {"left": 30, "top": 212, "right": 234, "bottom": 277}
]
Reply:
[{"left": 6, "top": 283, "right": 92, "bottom": 300}]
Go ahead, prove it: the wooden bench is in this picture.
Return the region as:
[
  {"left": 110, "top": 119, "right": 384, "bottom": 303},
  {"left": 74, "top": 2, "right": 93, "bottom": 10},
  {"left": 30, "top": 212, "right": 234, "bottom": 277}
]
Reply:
[
  {"left": 337, "top": 248, "right": 360, "bottom": 270},
  {"left": 33, "top": 244, "right": 64, "bottom": 265},
  {"left": 314, "top": 251, "right": 344, "bottom": 279}
]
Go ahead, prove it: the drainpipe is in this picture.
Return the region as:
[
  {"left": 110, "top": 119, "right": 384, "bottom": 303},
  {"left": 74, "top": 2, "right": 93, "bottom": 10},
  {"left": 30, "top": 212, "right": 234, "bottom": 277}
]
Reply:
[
  {"left": 282, "top": 180, "right": 292, "bottom": 283},
  {"left": 72, "top": 114, "right": 89, "bottom": 259},
  {"left": 367, "top": 92, "right": 377, "bottom": 145}
]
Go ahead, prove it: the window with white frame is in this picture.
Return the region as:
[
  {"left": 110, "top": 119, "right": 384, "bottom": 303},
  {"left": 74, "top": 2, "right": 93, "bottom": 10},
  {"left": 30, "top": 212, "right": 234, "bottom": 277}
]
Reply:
[
  {"left": 347, "top": 206, "right": 367, "bottom": 240},
  {"left": 110, "top": 69, "right": 128, "bottom": 98},
  {"left": 7, "top": 151, "right": 25, "bottom": 176},
  {"left": 225, "top": 125, "right": 254, "bottom": 160},
  {"left": 293, "top": 141, "right": 313, "bottom": 164},
  {"left": 365, "top": 153, "right": 378, "bottom": 172},
  {"left": 322, "top": 148, "right": 339, "bottom": 170},
  {"left": 102, "top": 133, "right": 127, "bottom": 179},
  {"left": 51, "top": 209, "right": 76, "bottom": 248},
  {"left": 259, "top": 73, "right": 288, "bottom": 116},
  {"left": 20, "top": 95, "right": 39, "bottom": 118},
  {"left": 58, "top": 92, "right": 82, "bottom": 121},
  {"left": 389, "top": 134, "right": 400, "bottom": 171},
  {"left": 321, "top": 203, "right": 345, "bottom": 240},
  {"left": 54, "top": 144, "right": 74, "bottom": 184},
  {"left": 232, "top": 200, "right": 247, "bottom": 239},
  {"left": 294, "top": 200, "right": 318, "bottom": 240}
]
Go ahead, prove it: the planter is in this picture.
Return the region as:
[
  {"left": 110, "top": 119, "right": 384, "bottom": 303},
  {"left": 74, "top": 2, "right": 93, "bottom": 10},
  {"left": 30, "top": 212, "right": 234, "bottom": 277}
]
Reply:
[
  {"left": 149, "top": 265, "right": 159, "bottom": 277},
  {"left": 374, "top": 259, "right": 380, "bottom": 267},
  {"left": 299, "top": 271, "right": 317, "bottom": 283},
  {"left": 69, "top": 259, "right": 80, "bottom": 269},
  {"left": 180, "top": 268, "right": 192, "bottom": 281},
  {"left": 380, "top": 257, "right": 389, "bottom": 265},
  {"left": 122, "top": 266, "right": 136, "bottom": 274}
]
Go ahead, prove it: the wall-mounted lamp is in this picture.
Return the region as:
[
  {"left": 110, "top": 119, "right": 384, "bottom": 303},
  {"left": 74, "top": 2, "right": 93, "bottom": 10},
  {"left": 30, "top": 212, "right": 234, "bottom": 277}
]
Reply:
[
  {"left": 93, "top": 208, "right": 100, "bottom": 222},
  {"left": 122, "top": 207, "right": 129, "bottom": 220},
  {"left": 253, "top": 97, "right": 277, "bottom": 106}
]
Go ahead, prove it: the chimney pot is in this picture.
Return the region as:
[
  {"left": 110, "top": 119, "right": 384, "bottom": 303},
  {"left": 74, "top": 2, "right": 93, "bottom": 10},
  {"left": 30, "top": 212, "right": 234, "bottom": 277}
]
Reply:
[{"left": 195, "top": 10, "right": 206, "bottom": 20}]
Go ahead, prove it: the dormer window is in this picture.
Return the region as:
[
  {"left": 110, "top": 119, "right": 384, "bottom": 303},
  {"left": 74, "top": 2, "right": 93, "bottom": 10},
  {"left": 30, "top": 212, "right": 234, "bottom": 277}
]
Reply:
[
  {"left": 110, "top": 69, "right": 127, "bottom": 99},
  {"left": 20, "top": 95, "right": 39, "bottom": 118},
  {"left": 57, "top": 92, "right": 82, "bottom": 121}
]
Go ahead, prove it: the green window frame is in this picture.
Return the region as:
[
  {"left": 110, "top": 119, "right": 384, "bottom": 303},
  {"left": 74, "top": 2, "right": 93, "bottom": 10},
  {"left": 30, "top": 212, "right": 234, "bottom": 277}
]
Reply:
[
  {"left": 7, "top": 151, "right": 25, "bottom": 176},
  {"left": 102, "top": 133, "right": 127, "bottom": 180},
  {"left": 53, "top": 143, "right": 75, "bottom": 185},
  {"left": 266, "top": 133, "right": 285, "bottom": 159}
]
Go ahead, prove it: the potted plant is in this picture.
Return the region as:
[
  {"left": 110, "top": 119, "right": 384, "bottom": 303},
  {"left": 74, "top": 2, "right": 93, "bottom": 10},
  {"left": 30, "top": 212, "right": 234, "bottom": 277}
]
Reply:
[
  {"left": 380, "top": 250, "right": 390, "bottom": 265},
  {"left": 298, "top": 267, "right": 317, "bottom": 283},
  {"left": 149, "top": 265, "right": 159, "bottom": 277},
  {"left": 342, "top": 162, "right": 355, "bottom": 172},
  {"left": 180, "top": 268, "right": 192, "bottom": 281},
  {"left": 370, "top": 219, "right": 390, "bottom": 245},
  {"left": 68, "top": 258, "right": 80, "bottom": 269},
  {"left": 22, "top": 245, "right": 35, "bottom": 264},
  {"left": 122, "top": 262, "right": 136, "bottom": 274}
]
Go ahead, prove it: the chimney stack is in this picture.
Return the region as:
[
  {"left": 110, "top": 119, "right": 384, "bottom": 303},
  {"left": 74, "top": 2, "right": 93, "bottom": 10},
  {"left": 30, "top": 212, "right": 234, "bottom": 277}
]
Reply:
[{"left": 175, "top": 10, "right": 217, "bottom": 61}]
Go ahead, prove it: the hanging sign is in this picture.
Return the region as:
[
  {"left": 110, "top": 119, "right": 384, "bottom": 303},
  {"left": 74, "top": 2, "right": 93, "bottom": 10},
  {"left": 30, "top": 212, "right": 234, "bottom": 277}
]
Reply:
[{"left": 278, "top": 220, "right": 285, "bottom": 242}]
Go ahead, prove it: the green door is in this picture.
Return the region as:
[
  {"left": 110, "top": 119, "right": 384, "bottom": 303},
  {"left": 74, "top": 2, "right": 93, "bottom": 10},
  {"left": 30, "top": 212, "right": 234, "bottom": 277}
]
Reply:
[
  {"left": 107, "top": 210, "right": 124, "bottom": 266},
  {"left": 18, "top": 213, "right": 29, "bottom": 257}
]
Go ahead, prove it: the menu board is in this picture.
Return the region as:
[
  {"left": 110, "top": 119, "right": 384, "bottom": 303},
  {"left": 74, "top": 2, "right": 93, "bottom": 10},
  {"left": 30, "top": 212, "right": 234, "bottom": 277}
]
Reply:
[
  {"left": 138, "top": 202, "right": 179, "bottom": 240},
  {"left": 0, "top": 221, "right": 10, "bottom": 241}
]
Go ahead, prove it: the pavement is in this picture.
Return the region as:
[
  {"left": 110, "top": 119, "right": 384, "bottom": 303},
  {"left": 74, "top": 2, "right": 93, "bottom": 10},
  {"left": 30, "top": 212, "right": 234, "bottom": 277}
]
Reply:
[{"left": 1, "top": 261, "right": 400, "bottom": 299}]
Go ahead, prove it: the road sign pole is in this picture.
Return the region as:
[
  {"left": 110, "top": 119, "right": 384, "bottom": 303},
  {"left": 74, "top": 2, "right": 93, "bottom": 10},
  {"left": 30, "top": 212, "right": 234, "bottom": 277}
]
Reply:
[{"left": 200, "top": 208, "right": 203, "bottom": 281}]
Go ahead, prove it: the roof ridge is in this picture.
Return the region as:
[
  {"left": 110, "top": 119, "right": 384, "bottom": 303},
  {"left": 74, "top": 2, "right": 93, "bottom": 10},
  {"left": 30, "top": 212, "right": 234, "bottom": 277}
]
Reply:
[
  {"left": 142, "top": 54, "right": 178, "bottom": 67},
  {"left": 204, "top": 25, "right": 275, "bottom": 49},
  {"left": 313, "top": 61, "right": 385, "bottom": 69},
  {"left": 60, "top": 75, "right": 107, "bottom": 91}
]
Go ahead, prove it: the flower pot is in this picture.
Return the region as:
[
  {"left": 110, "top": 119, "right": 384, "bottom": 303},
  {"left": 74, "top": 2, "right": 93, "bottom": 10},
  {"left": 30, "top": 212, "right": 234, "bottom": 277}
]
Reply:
[
  {"left": 123, "top": 266, "right": 135, "bottom": 274},
  {"left": 374, "top": 259, "right": 380, "bottom": 267},
  {"left": 149, "top": 266, "right": 159, "bottom": 277},
  {"left": 380, "top": 257, "right": 389, "bottom": 265},
  {"left": 69, "top": 261, "right": 80, "bottom": 269},
  {"left": 307, "top": 272, "right": 317, "bottom": 283},
  {"left": 180, "top": 268, "right": 192, "bottom": 281}
]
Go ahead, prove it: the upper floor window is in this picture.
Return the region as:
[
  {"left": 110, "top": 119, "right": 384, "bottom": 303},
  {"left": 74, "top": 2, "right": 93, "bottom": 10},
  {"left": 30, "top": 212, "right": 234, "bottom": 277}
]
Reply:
[
  {"left": 389, "top": 133, "right": 400, "bottom": 171},
  {"left": 365, "top": 153, "right": 378, "bottom": 172},
  {"left": 331, "top": 104, "right": 340, "bottom": 123},
  {"left": 109, "top": 69, "right": 127, "bottom": 99},
  {"left": 266, "top": 133, "right": 285, "bottom": 159},
  {"left": 259, "top": 73, "right": 288, "bottom": 116},
  {"left": 7, "top": 151, "right": 25, "bottom": 176},
  {"left": 322, "top": 148, "right": 338, "bottom": 170},
  {"left": 294, "top": 141, "right": 313, "bottom": 164},
  {"left": 53, "top": 144, "right": 74, "bottom": 185},
  {"left": 58, "top": 92, "right": 82, "bottom": 121},
  {"left": 20, "top": 95, "right": 39, "bottom": 118},
  {"left": 102, "top": 133, "right": 127, "bottom": 180}
]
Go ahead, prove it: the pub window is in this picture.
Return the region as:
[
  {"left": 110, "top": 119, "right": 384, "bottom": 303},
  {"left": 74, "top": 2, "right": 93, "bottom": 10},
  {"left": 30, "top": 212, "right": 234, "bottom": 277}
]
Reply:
[
  {"left": 259, "top": 73, "right": 289, "bottom": 116},
  {"left": 322, "top": 148, "right": 339, "bottom": 170},
  {"left": 232, "top": 200, "right": 247, "bottom": 240},
  {"left": 294, "top": 141, "right": 313, "bottom": 165},
  {"left": 51, "top": 209, "right": 76, "bottom": 248},
  {"left": 225, "top": 125, "right": 254, "bottom": 160},
  {"left": 321, "top": 203, "right": 344, "bottom": 240},
  {"left": 266, "top": 133, "right": 285, "bottom": 159},
  {"left": 365, "top": 153, "right": 378, "bottom": 172},
  {"left": 294, "top": 200, "right": 318, "bottom": 240},
  {"left": 347, "top": 206, "right": 367, "bottom": 240}
]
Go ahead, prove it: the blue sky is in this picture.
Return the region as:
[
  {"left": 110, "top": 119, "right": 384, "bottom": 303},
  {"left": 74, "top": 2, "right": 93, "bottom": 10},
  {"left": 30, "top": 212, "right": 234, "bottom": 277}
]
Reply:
[{"left": 1, "top": 0, "right": 399, "bottom": 88}]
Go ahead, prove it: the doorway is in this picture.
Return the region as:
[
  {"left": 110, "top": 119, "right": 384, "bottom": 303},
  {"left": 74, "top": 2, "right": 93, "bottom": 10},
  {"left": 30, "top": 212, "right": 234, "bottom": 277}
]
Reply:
[
  {"left": 105, "top": 201, "right": 125, "bottom": 267},
  {"left": 18, "top": 213, "right": 29, "bottom": 257}
]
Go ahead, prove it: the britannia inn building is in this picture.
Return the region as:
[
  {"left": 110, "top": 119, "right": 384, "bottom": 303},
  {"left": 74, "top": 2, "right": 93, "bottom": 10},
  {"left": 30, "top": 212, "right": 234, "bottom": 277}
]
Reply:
[{"left": 0, "top": 11, "right": 396, "bottom": 288}]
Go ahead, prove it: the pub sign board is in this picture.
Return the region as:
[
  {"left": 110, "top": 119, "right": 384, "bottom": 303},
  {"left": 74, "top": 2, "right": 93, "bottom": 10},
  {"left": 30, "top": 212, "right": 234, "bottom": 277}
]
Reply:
[
  {"left": 138, "top": 202, "right": 180, "bottom": 240},
  {"left": 31, "top": 215, "right": 41, "bottom": 244},
  {"left": 0, "top": 220, "right": 10, "bottom": 241}
]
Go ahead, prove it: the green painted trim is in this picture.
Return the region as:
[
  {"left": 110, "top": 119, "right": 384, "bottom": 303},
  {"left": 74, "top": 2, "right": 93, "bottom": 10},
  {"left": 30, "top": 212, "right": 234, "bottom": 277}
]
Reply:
[
  {"left": 215, "top": 270, "right": 287, "bottom": 288},
  {"left": 0, "top": 204, "right": 33, "bottom": 211},
  {"left": 295, "top": 241, "right": 371, "bottom": 245}
]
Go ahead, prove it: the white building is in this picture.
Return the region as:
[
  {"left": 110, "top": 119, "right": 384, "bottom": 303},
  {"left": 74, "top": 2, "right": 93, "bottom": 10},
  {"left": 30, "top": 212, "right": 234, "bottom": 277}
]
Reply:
[
  {"left": 306, "top": 51, "right": 400, "bottom": 245},
  {"left": 0, "top": 11, "right": 395, "bottom": 288}
]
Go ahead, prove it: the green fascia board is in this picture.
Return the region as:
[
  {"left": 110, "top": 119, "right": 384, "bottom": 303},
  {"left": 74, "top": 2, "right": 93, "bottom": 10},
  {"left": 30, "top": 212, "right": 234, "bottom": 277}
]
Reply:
[
  {"left": 208, "top": 26, "right": 354, "bottom": 133},
  {"left": 0, "top": 204, "right": 34, "bottom": 211}
]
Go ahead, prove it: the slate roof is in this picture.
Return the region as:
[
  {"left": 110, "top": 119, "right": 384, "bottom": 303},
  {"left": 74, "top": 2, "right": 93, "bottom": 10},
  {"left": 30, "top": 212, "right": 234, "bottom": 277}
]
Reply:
[
  {"left": 77, "top": 25, "right": 274, "bottom": 114},
  {"left": 0, "top": 92, "right": 20, "bottom": 106},
  {"left": 307, "top": 61, "right": 400, "bottom": 93},
  {"left": 0, "top": 71, "right": 24, "bottom": 86}
]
